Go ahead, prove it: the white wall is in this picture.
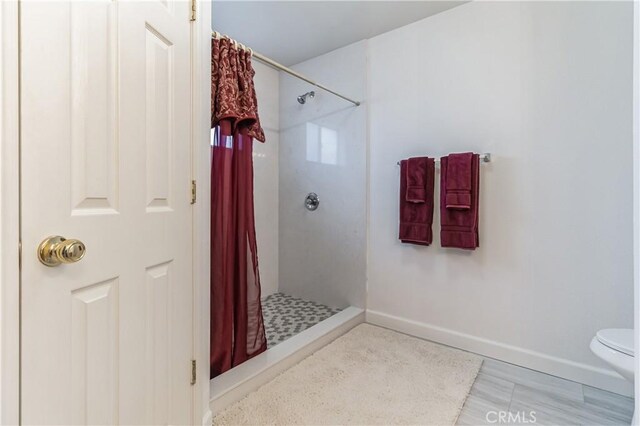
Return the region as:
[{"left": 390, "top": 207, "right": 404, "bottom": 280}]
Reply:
[
  {"left": 366, "top": 1, "right": 634, "bottom": 395},
  {"left": 278, "top": 41, "right": 367, "bottom": 309},
  {"left": 253, "top": 61, "right": 280, "bottom": 297}
]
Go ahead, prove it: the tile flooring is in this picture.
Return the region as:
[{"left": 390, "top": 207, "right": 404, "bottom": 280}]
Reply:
[
  {"left": 261, "top": 292, "right": 341, "bottom": 348},
  {"left": 457, "top": 358, "right": 634, "bottom": 426}
]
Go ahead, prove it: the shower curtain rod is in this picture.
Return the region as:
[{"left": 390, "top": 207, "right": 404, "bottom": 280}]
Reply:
[{"left": 212, "top": 31, "right": 361, "bottom": 107}]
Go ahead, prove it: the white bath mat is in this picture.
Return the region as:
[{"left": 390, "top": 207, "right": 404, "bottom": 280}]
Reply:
[{"left": 214, "top": 323, "right": 482, "bottom": 425}]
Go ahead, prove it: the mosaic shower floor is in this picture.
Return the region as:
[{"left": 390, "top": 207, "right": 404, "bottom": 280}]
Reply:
[{"left": 261, "top": 292, "right": 342, "bottom": 348}]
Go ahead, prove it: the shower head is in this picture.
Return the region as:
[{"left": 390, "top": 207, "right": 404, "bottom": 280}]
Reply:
[{"left": 297, "top": 91, "right": 315, "bottom": 104}]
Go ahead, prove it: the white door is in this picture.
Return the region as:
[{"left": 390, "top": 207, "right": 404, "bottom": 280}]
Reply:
[{"left": 20, "top": 1, "right": 194, "bottom": 424}]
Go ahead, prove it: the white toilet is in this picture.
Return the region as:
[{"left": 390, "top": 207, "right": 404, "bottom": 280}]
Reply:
[
  {"left": 590, "top": 328, "right": 635, "bottom": 423},
  {"left": 591, "top": 328, "right": 634, "bottom": 382}
]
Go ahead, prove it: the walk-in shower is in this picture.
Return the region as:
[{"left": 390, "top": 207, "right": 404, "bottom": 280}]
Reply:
[{"left": 210, "top": 33, "right": 367, "bottom": 414}]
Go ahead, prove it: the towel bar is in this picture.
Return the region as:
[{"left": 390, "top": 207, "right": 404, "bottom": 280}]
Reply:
[{"left": 396, "top": 153, "right": 491, "bottom": 166}]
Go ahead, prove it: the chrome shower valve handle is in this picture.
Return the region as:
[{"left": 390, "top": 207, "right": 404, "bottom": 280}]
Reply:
[{"left": 305, "top": 192, "right": 320, "bottom": 211}]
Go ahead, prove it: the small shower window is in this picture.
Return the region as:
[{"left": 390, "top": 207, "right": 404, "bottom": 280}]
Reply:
[
  {"left": 306, "top": 122, "right": 338, "bottom": 165},
  {"left": 211, "top": 127, "right": 234, "bottom": 149}
]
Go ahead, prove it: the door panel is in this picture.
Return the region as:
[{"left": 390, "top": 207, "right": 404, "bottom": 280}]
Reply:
[
  {"left": 145, "top": 25, "right": 173, "bottom": 212},
  {"left": 69, "top": 0, "right": 119, "bottom": 214},
  {"left": 71, "top": 279, "right": 119, "bottom": 425},
  {"left": 146, "top": 261, "right": 173, "bottom": 424},
  {"left": 20, "top": 1, "right": 193, "bottom": 424}
]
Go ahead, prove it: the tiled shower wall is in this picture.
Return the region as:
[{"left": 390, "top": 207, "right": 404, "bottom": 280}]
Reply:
[
  {"left": 253, "top": 61, "right": 280, "bottom": 297},
  {"left": 278, "top": 41, "right": 367, "bottom": 309}
]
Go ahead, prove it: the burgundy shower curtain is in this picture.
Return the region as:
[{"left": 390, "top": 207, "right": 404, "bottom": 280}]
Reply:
[{"left": 210, "top": 38, "right": 267, "bottom": 378}]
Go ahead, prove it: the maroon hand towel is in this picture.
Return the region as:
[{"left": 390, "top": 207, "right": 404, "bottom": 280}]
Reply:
[
  {"left": 406, "top": 157, "right": 428, "bottom": 203},
  {"left": 445, "top": 152, "right": 473, "bottom": 210},
  {"left": 399, "top": 157, "right": 435, "bottom": 245},
  {"left": 440, "top": 154, "right": 480, "bottom": 250}
]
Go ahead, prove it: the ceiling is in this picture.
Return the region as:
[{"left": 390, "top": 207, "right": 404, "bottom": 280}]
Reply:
[{"left": 212, "top": 1, "right": 466, "bottom": 66}]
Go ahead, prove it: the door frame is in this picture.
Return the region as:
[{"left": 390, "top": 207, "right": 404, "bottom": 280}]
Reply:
[
  {"left": 191, "top": 0, "right": 212, "bottom": 424},
  {"left": 0, "top": 0, "right": 21, "bottom": 424},
  {"left": 634, "top": 0, "right": 639, "bottom": 422},
  {"left": 0, "top": 1, "right": 212, "bottom": 424}
]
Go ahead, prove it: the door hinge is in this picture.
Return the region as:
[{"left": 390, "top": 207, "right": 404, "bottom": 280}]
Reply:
[
  {"left": 191, "top": 180, "right": 197, "bottom": 204},
  {"left": 190, "top": 0, "right": 196, "bottom": 21},
  {"left": 191, "top": 359, "right": 197, "bottom": 385}
]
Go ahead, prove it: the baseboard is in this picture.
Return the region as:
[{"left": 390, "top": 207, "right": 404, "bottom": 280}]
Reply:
[
  {"left": 209, "top": 307, "right": 365, "bottom": 415},
  {"left": 366, "top": 309, "right": 634, "bottom": 397}
]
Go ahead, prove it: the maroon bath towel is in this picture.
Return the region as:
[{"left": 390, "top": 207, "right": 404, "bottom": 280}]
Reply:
[
  {"left": 440, "top": 153, "right": 480, "bottom": 250},
  {"left": 406, "top": 157, "right": 428, "bottom": 203},
  {"left": 399, "top": 157, "right": 435, "bottom": 245},
  {"left": 445, "top": 152, "right": 473, "bottom": 210}
]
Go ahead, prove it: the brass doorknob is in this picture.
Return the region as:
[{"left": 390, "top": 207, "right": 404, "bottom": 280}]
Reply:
[{"left": 37, "top": 236, "right": 86, "bottom": 267}]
